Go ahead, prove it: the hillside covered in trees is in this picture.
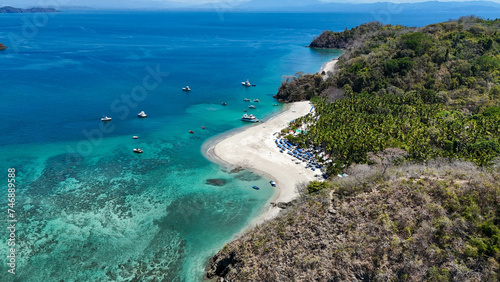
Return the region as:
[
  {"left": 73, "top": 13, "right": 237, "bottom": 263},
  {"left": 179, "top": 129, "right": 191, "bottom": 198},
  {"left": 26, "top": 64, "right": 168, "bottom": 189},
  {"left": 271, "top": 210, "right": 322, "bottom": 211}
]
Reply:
[
  {"left": 208, "top": 17, "right": 500, "bottom": 281},
  {"left": 276, "top": 17, "right": 500, "bottom": 174}
]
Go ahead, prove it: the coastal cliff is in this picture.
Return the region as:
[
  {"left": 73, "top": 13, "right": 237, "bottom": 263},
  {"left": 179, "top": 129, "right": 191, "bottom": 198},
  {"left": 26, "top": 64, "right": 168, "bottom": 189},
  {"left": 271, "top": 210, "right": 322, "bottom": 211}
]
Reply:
[
  {"left": 308, "top": 21, "right": 387, "bottom": 49},
  {"left": 0, "top": 6, "right": 60, "bottom": 13},
  {"left": 275, "top": 22, "right": 392, "bottom": 102},
  {"left": 209, "top": 17, "right": 500, "bottom": 281}
]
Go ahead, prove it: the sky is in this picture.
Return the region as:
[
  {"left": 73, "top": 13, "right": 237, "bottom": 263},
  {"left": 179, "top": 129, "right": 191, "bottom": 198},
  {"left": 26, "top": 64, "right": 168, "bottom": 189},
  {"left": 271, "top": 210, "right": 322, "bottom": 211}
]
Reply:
[{"left": 2, "top": 0, "right": 499, "bottom": 9}]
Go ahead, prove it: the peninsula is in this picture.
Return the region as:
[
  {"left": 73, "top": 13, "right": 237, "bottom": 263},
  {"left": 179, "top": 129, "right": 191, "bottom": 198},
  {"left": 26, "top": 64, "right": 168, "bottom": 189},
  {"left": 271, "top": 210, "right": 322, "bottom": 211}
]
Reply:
[
  {"left": 0, "top": 6, "right": 60, "bottom": 13},
  {"left": 207, "top": 16, "right": 500, "bottom": 281}
]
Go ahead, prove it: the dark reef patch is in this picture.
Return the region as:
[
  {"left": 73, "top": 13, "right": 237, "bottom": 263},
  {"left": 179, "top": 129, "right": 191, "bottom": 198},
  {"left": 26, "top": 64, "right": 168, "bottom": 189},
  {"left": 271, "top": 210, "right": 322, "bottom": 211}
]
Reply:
[
  {"left": 206, "top": 179, "right": 228, "bottom": 186},
  {"left": 234, "top": 171, "right": 261, "bottom": 182}
]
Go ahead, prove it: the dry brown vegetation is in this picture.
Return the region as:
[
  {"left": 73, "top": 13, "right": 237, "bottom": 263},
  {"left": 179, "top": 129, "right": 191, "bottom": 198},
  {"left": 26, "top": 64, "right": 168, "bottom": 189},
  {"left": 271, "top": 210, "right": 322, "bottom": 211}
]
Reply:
[{"left": 207, "top": 160, "right": 500, "bottom": 281}]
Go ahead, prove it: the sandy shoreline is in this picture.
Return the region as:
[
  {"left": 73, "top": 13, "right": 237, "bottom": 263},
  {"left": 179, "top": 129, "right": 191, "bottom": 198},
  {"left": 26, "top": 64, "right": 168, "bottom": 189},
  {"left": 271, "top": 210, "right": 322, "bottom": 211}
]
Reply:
[
  {"left": 203, "top": 101, "right": 319, "bottom": 224},
  {"left": 319, "top": 58, "right": 338, "bottom": 80}
]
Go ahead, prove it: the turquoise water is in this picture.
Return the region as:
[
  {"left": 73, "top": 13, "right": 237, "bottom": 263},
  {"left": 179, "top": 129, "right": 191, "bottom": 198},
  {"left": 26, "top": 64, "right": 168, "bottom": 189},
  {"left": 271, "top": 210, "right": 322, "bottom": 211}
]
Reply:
[{"left": 0, "top": 10, "right": 497, "bottom": 281}]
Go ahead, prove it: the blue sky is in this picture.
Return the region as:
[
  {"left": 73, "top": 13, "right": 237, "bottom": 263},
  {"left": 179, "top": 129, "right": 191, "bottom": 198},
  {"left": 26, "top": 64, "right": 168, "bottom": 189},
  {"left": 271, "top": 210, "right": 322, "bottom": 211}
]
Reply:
[{"left": 2, "top": 0, "right": 499, "bottom": 9}]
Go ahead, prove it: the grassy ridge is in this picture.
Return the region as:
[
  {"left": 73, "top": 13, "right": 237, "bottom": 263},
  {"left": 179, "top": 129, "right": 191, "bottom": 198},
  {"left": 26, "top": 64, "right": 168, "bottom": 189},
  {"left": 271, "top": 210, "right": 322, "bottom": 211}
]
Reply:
[{"left": 207, "top": 161, "right": 500, "bottom": 281}]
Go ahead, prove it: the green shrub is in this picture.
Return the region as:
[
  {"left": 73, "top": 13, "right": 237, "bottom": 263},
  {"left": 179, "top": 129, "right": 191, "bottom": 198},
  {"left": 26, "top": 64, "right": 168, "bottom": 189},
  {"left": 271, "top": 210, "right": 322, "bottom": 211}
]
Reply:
[
  {"left": 477, "top": 55, "right": 500, "bottom": 71},
  {"left": 306, "top": 181, "right": 328, "bottom": 194},
  {"left": 427, "top": 266, "right": 451, "bottom": 281},
  {"left": 400, "top": 32, "right": 433, "bottom": 54},
  {"left": 482, "top": 107, "right": 500, "bottom": 117}
]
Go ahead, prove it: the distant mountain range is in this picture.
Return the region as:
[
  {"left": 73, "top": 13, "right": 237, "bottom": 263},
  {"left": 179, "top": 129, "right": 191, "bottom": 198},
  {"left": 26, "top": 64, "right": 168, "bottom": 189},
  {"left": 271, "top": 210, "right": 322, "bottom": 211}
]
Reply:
[
  {"left": 3, "top": 1, "right": 500, "bottom": 14},
  {"left": 187, "top": 0, "right": 500, "bottom": 12},
  {"left": 0, "top": 6, "right": 60, "bottom": 13}
]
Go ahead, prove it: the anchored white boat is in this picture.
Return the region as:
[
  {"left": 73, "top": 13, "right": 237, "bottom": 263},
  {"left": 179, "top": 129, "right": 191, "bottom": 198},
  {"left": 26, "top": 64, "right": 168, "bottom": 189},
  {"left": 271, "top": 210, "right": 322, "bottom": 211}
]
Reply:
[
  {"left": 241, "top": 80, "right": 251, "bottom": 87},
  {"left": 182, "top": 86, "right": 191, "bottom": 91},
  {"left": 241, "top": 113, "right": 259, "bottom": 123},
  {"left": 101, "top": 115, "right": 112, "bottom": 121},
  {"left": 138, "top": 111, "right": 147, "bottom": 118}
]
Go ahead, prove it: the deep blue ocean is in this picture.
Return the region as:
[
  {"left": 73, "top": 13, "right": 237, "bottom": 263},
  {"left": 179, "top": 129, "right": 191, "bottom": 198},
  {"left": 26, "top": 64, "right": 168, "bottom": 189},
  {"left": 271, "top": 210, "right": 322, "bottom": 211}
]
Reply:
[{"left": 0, "top": 8, "right": 498, "bottom": 281}]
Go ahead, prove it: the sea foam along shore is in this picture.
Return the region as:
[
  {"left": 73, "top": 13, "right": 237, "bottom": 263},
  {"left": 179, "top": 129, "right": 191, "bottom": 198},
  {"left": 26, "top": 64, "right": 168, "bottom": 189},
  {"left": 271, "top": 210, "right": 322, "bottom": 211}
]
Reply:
[{"left": 203, "top": 101, "right": 319, "bottom": 225}]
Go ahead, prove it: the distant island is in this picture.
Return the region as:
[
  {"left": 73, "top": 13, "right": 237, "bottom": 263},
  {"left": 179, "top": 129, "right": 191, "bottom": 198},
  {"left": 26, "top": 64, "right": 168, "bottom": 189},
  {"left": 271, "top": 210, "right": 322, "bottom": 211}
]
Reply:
[{"left": 0, "top": 6, "right": 60, "bottom": 13}]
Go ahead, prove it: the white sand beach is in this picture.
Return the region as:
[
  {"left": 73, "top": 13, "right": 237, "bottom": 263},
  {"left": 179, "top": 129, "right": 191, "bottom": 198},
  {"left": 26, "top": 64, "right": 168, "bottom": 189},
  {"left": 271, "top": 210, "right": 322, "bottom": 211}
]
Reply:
[
  {"left": 319, "top": 58, "right": 338, "bottom": 80},
  {"left": 204, "top": 101, "right": 319, "bottom": 223}
]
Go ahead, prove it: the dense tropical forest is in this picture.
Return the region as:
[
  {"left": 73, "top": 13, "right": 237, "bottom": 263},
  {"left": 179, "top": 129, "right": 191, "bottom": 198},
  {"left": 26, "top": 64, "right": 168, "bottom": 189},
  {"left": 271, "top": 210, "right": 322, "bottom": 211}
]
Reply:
[
  {"left": 208, "top": 17, "right": 500, "bottom": 281},
  {"left": 277, "top": 17, "right": 500, "bottom": 174}
]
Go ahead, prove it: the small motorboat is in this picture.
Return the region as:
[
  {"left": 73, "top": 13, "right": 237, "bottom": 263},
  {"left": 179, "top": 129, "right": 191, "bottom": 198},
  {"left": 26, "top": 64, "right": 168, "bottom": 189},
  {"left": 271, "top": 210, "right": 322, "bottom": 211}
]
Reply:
[
  {"left": 182, "top": 86, "right": 191, "bottom": 91},
  {"left": 253, "top": 99, "right": 260, "bottom": 102},
  {"left": 252, "top": 185, "right": 260, "bottom": 190},
  {"left": 132, "top": 136, "right": 138, "bottom": 139},
  {"left": 248, "top": 105, "right": 256, "bottom": 109},
  {"left": 189, "top": 130, "right": 194, "bottom": 134},
  {"left": 273, "top": 104, "right": 279, "bottom": 106},
  {"left": 138, "top": 111, "right": 147, "bottom": 118},
  {"left": 242, "top": 80, "right": 251, "bottom": 87},
  {"left": 243, "top": 98, "right": 251, "bottom": 101},
  {"left": 221, "top": 102, "right": 227, "bottom": 106},
  {"left": 133, "top": 148, "right": 143, "bottom": 153},
  {"left": 101, "top": 115, "right": 112, "bottom": 122},
  {"left": 269, "top": 180, "right": 276, "bottom": 187}
]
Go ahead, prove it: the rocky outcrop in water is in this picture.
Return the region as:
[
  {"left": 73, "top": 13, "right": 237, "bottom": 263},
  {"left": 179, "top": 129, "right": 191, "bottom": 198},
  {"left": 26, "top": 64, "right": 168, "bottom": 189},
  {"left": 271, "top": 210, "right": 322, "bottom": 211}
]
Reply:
[{"left": 206, "top": 251, "right": 241, "bottom": 280}]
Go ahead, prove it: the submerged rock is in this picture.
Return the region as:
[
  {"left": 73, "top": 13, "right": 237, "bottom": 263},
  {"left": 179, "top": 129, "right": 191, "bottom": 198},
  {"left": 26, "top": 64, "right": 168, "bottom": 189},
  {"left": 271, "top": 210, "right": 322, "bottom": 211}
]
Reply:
[
  {"left": 206, "top": 179, "right": 228, "bottom": 186},
  {"left": 234, "top": 171, "right": 260, "bottom": 182},
  {"left": 229, "top": 166, "right": 244, "bottom": 174}
]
